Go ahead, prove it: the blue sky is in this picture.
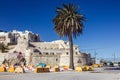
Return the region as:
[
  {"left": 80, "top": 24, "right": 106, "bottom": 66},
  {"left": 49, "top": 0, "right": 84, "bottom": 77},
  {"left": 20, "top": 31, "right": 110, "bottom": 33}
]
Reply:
[{"left": 0, "top": 0, "right": 120, "bottom": 59}]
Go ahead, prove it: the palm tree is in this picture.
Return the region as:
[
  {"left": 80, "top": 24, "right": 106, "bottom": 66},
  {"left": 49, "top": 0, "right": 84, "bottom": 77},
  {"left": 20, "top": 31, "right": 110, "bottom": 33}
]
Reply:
[{"left": 53, "top": 3, "right": 86, "bottom": 69}]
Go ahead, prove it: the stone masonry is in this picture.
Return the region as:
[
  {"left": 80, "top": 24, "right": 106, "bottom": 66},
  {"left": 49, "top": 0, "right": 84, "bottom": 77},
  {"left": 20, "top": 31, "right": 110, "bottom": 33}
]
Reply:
[{"left": 0, "top": 30, "right": 92, "bottom": 66}]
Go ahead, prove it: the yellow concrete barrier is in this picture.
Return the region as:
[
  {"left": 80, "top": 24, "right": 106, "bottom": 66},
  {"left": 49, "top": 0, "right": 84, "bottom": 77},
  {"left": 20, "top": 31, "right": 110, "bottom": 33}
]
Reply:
[
  {"left": 34, "top": 67, "right": 43, "bottom": 73},
  {"left": 75, "top": 66, "right": 82, "bottom": 72},
  {"left": 92, "top": 64, "right": 102, "bottom": 68},
  {"left": 34, "top": 67, "right": 50, "bottom": 73},
  {"left": 8, "top": 66, "right": 15, "bottom": 72},
  {"left": 88, "top": 66, "right": 94, "bottom": 71},
  {"left": 52, "top": 65, "right": 60, "bottom": 72},
  {"left": 82, "top": 66, "right": 89, "bottom": 71},
  {"left": 43, "top": 68, "right": 50, "bottom": 72},
  {"left": 53, "top": 68, "right": 60, "bottom": 72},
  {"left": 0, "top": 67, "right": 6, "bottom": 72},
  {"left": 15, "top": 66, "right": 25, "bottom": 73}
]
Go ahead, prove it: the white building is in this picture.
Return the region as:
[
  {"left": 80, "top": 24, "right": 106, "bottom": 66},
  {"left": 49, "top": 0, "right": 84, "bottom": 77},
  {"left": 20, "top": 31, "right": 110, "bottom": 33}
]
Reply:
[
  {"left": 0, "top": 30, "right": 92, "bottom": 66},
  {"left": 0, "top": 30, "right": 40, "bottom": 45}
]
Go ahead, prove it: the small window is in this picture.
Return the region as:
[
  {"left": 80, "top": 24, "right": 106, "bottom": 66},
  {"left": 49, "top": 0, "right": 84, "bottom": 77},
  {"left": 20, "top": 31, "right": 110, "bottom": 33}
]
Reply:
[
  {"left": 46, "top": 53, "right": 48, "bottom": 55},
  {"left": 66, "top": 52, "right": 69, "bottom": 55},
  {"left": 39, "top": 52, "right": 42, "bottom": 55},
  {"left": 24, "top": 36, "right": 26, "bottom": 39},
  {"left": 75, "top": 47, "right": 77, "bottom": 50},
  {"left": 52, "top": 53, "right": 54, "bottom": 55},
  {"left": 50, "top": 53, "right": 54, "bottom": 55},
  {"left": 56, "top": 59, "right": 58, "bottom": 61},
  {"left": 76, "top": 52, "right": 78, "bottom": 55},
  {"left": 64, "top": 42, "right": 67, "bottom": 44}
]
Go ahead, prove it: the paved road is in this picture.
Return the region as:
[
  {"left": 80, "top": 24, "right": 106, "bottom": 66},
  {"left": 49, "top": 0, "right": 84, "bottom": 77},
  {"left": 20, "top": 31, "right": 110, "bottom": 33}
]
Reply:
[{"left": 0, "top": 67, "right": 120, "bottom": 80}]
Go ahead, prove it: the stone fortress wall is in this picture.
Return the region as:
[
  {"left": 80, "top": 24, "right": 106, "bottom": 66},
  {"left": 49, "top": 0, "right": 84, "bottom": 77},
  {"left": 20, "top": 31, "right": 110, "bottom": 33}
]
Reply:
[{"left": 0, "top": 30, "right": 93, "bottom": 66}]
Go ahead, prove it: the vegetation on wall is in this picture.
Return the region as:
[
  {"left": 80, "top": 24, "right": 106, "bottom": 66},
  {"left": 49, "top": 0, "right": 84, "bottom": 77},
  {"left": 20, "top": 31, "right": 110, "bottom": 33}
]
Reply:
[{"left": 0, "top": 43, "right": 9, "bottom": 53}]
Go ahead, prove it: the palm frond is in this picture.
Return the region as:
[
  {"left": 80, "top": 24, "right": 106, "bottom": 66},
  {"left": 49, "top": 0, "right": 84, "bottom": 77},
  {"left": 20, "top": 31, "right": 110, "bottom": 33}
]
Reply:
[{"left": 53, "top": 3, "right": 85, "bottom": 38}]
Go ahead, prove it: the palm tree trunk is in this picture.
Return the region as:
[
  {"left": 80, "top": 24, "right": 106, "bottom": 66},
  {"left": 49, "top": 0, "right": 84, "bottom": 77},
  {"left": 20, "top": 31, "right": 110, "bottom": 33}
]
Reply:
[{"left": 68, "top": 33, "right": 74, "bottom": 70}]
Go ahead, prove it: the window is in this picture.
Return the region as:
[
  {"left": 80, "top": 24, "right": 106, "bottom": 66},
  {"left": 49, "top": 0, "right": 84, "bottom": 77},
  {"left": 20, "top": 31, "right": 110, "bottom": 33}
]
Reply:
[
  {"left": 46, "top": 53, "right": 48, "bottom": 55},
  {"left": 50, "top": 52, "right": 54, "bottom": 55},
  {"left": 51, "top": 53, "right": 54, "bottom": 55},
  {"left": 39, "top": 52, "right": 42, "bottom": 55},
  {"left": 76, "top": 52, "right": 78, "bottom": 55},
  {"left": 56, "top": 59, "right": 58, "bottom": 61},
  {"left": 75, "top": 47, "right": 77, "bottom": 50},
  {"left": 66, "top": 52, "right": 69, "bottom": 55},
  {"left": 64, "top": 42, "right": 67, "bottom": 44}
]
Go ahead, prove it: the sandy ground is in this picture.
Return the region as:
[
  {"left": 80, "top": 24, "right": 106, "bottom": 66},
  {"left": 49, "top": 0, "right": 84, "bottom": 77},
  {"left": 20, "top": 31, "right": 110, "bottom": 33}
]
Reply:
[{"left": 0, "top": 67, "right": 120, "bottom": 80}]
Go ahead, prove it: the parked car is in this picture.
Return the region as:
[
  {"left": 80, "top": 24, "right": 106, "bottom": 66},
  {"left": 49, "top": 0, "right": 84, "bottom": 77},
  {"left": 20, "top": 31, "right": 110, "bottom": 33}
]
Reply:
[
  {"left": 109, "top": 62, "right": 114, "bottom": 67},
  {"left": 118, "top": 62, "right": 120, "bottom": 67}
]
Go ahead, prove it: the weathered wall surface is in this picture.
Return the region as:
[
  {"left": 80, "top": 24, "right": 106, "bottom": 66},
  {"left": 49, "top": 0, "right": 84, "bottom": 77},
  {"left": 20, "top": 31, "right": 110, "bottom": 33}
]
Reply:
[
  {"left": 60, "top": 53, "right": 91, "bottom": 66},
  {"left": 0, "top": 53, "right": 5, "bottom": 65},
  {"left": 0, "top": 30, "right": 92, "bottom": 66},
  {"left": 31, "top": 53, "right": 60, "bottom": 66}
]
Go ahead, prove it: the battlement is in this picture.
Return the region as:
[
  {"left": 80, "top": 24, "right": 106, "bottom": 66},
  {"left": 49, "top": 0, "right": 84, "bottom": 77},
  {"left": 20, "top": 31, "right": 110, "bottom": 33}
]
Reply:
[{"left": 0, "top": 30, "right": 40, "bottom": 45}]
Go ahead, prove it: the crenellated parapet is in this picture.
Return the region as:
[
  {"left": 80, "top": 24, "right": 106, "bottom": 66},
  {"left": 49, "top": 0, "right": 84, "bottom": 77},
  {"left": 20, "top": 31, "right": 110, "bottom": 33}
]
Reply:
[{"left": 0, "top": 30, "right": 40, "bottom": 45}]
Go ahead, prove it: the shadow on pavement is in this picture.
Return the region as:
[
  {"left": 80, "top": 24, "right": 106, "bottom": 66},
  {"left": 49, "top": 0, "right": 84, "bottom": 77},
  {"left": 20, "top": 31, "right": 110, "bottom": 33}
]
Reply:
[{"left": 104, "top": 67, "right": 120, "bottom": 70}]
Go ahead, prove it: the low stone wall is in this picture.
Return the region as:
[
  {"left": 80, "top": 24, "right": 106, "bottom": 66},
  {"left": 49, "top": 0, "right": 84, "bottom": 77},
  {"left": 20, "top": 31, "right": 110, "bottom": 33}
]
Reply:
[
  {"left": 60, "top": 53, "right": 91, "bottom": 67},
  {"left": 31, "top": 53, "right": 60, "bottom": 66}
]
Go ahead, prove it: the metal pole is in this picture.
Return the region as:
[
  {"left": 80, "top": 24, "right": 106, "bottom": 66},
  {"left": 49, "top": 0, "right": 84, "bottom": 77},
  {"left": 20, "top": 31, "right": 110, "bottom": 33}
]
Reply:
[
  {"left": 113, "top": 53, "right": 115, "bottom": 63},
  {"left": 94, "top": 51, "right": 97, "bottom": 64}
]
